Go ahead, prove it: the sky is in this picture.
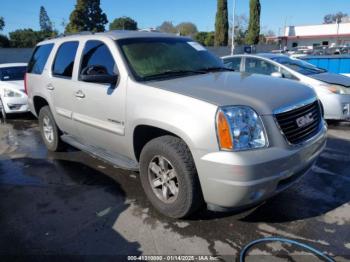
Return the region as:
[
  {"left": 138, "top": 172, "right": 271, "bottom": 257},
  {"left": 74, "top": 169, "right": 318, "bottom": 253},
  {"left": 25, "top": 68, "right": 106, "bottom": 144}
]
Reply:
[{"left": 0, "top": 0, "right": 349, "bottom": 36}]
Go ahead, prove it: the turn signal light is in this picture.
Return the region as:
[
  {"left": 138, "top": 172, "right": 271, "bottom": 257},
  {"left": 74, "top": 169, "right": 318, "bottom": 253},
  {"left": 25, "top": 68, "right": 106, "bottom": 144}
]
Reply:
[{"left": 216, "top": 111, "right": 233, "bottom": 150}]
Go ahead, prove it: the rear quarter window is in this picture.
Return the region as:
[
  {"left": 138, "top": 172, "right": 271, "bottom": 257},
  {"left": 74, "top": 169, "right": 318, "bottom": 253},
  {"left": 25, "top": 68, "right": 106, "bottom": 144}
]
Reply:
[{"left": 27, "top": 43, "right": 54, "bottom": 74}]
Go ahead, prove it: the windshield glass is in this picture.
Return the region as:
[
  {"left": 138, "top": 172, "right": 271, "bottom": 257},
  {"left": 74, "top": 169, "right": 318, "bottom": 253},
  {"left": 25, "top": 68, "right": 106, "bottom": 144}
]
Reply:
[
  {"left": 117, "top": 37, "right": 224, "bottom": 81},
  {"left": 270, "top": 56, "right": 325, "bottom": 75},
  {"left": 0, "top": 66, "right": 27, "bottom": 81}
]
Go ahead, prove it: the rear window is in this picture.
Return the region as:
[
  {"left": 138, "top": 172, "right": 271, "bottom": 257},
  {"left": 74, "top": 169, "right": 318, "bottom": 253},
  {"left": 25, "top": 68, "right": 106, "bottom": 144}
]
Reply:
[
  {"left": 0, "top": 66, "right": 27, "bottom": 81},
  {"left": 27, "top": 44, "right": 54, "bottom": 74},
  {"left": 52, "top": 41, "right": 79, "bottom": 78}
]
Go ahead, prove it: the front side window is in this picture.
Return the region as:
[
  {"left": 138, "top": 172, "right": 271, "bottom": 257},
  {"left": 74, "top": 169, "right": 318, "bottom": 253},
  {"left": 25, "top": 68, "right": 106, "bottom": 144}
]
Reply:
[
  {"left": 117, "top": 38, "right": 223, "bottom": 81},
  {"left": 27, "top": 44, "right": 54, "bottom": 74},
  {"left": 80, "top": 40, "right": 117, "bottom": 76},
  {"left": 52, "top": 41, "right": 79, "bottom": 78},
  {"left": 0, "top": 66, "right": 27, "bottom": 81},
  {"left": 224, "top": 57, "right": 242, "bottom": 71},
  {"left": 245, "top": 58, "right": 279, "bottom": 75}
]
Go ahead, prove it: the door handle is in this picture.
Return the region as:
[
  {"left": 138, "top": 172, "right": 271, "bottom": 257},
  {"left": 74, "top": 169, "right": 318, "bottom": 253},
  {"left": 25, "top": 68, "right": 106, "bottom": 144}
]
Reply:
[
  {"left": 46, "top": 84, "right": 55, "bottom": 90},
  {"left": 75, "top": 90, "right": 85, "bottom": 98}
]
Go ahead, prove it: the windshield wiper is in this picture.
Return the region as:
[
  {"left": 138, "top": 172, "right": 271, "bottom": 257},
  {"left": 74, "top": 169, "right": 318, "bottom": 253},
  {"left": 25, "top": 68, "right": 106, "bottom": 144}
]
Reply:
[
  {"left": 198, "top": 67, "right": 235, "bottom": 72},
  {"left": 142, "top": 69, "right": 207, "bottom": 80}
]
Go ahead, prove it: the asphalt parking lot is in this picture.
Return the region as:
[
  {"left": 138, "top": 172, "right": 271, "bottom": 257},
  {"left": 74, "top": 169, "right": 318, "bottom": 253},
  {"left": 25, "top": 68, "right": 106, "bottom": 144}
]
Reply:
[{"left": 0, "top": 114, "right": 350, "bottom": 261}]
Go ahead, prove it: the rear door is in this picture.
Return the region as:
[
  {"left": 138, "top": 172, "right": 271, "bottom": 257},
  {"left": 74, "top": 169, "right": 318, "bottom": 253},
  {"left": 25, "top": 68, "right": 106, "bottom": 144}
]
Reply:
[
  {"left": 72, "top": 39, "right": 127, "bottom": 154},
  {"left": 48, "top": 41, "right": 80, "bottom": 136}
]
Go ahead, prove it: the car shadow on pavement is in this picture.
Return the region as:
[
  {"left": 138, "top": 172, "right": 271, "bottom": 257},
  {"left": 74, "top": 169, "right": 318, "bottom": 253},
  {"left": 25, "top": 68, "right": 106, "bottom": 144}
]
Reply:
[{"left": 0, "top": 156, "right": 142, "bottom": 259}]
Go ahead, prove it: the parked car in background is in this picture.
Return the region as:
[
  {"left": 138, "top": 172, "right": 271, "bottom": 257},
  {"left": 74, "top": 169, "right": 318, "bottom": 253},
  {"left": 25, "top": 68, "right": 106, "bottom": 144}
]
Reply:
[
  {"left": 223, "top": 54, "right": 350, "bottom": 121},
  {"left": 0, "top": 63, "right": 28, "bottom": 118},
  {"left": 27, "top": 31, "right": 326, "bottom": 218}
]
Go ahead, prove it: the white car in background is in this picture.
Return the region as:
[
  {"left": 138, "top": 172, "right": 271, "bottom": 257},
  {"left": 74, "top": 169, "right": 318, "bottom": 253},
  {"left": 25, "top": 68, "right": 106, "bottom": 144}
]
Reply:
[
  {"left": 223, "top": 54, "right": 350, "bottom": 121},
  {"left": 0, "top": 63, "right": 28, "bottom": 118}
]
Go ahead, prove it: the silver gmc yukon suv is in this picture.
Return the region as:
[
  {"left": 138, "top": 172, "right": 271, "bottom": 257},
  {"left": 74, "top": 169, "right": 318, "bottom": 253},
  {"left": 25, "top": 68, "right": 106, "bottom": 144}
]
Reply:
[{"left": 26, "top": 31, "right": 327, "bottom": 218}]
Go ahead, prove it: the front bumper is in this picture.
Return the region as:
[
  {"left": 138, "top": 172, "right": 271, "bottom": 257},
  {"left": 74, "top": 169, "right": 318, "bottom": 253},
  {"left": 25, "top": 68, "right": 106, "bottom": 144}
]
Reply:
[
  {"left": 1, "top": 96, "right": 29, "bottom": 114},
  {"left": 321, "top": 93, "right": 350, "bottom": 121},
  {"left": 195, "top": 123, "right": 327, "bottom": 209}
]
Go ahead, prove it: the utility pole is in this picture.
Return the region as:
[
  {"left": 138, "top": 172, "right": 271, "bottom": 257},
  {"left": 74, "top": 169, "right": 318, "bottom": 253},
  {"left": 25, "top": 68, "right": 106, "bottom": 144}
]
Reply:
[{"left": 231, "top": 0, "right": 236, "bottom": 55}]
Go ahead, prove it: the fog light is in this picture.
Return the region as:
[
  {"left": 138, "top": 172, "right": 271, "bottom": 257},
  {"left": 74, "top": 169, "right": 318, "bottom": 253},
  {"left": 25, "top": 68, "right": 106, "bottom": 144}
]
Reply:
[{"left": 343, "top": 103, "right": 350, "bottom": 116}]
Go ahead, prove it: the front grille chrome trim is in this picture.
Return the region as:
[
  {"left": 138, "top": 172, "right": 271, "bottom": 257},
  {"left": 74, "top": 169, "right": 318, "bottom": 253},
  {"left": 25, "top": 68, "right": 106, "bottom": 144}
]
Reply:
[{"left": 273, "top": 97, "right": 323, "bottom": 147}]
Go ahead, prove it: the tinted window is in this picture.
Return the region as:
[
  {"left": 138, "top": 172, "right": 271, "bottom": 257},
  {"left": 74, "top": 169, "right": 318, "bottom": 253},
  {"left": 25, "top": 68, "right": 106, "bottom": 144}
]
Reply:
[
  {"left": 52, "top": 41, "right": 79, "bottom": 78},
  {"left": 271, "top": 56, "right": 326, "bottom": 75},
  {"left": 245, "top": 58, "right": 279, "bottom": 75},
  {"left": 80, "top": 41, "right": 117, "bottom": 76},
  {"left": 0, "top": 66, "right": 27, "bottom": 81},
  {"left": 27, "top": 44, "right": 54, "bottom": 74},
  {"left": 118, "top": 38, "right": 223, "bottom": 81},
  {"left": 224, "top": 57, "right": 241, "bottom": 71}
]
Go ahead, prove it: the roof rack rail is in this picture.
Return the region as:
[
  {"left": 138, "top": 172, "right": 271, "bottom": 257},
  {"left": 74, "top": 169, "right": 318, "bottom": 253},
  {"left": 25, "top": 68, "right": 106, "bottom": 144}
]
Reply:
[{"left": 45, "top": 31, "right": 94, "bottom": 41}]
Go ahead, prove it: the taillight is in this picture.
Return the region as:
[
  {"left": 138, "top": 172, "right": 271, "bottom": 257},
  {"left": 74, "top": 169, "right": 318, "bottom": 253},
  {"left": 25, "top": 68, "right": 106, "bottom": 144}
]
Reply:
[{"left": 24, "top": 73, "right": 28, "bottom": 94}]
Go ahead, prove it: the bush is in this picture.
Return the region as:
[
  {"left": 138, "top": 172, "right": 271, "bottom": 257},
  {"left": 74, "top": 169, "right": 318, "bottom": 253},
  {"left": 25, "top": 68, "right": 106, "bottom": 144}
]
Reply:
[{"left": 0, "top": 34, "right": 10, "bottom": 47}]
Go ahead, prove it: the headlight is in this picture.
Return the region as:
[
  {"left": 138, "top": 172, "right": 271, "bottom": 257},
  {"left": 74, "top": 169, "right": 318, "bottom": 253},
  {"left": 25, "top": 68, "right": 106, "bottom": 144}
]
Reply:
[
  {"left": 320, "top": 83, "right": 347, "bottom": 94},
  {"left": 216, "top": 106, "right": 267, "bottom": 151},
  {"left": 3, "top": 88, "right": 22, "bottom": 97}
]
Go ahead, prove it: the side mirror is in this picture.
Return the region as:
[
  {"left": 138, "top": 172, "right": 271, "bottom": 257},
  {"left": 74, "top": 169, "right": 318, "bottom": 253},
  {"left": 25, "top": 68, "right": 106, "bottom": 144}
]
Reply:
[
  {"left": 80, "top": 65, "right": 118, "bottom": 85},
  {"left": 271, "top": 72, "right": 283, "bottom": 78}
]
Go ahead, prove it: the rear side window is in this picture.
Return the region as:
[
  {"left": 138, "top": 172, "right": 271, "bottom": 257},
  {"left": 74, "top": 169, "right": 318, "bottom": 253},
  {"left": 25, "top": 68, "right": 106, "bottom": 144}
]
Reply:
[
  {"left": 27, "top": 44, "right": 54, "bottom": 74},
  {"left": 52, "top": 41, "right": 79, "bottom": 78},
  {"left": 80, "top": 40, "right": 117, "bottom": 76},
  {"left": 224, "top": 57, "right": 242, "bottom": 71}
]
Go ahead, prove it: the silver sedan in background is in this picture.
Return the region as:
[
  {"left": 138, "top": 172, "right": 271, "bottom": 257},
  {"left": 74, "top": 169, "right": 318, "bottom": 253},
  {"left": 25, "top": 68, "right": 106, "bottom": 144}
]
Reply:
[{"left": 223, "top": 54, "right": 350, "bottom": 121}]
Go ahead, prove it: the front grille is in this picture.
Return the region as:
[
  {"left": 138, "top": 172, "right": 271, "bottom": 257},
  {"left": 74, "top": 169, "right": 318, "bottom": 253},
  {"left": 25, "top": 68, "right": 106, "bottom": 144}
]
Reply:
[{"left": 275, "top": 100, "right": 322, "bottom": 145}]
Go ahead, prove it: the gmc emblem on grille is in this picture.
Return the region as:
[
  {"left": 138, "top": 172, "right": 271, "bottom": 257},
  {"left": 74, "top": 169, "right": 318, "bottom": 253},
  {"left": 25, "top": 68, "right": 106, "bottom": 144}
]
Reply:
[{"left": 296, "top": 113, "right": 314, "bottom": 128}]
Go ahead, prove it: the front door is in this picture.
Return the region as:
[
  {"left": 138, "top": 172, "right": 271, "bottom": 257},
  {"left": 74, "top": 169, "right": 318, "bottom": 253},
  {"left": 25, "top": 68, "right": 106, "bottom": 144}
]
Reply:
[{"left": 72, "top": 40, "right": 127, "bottom": 155}]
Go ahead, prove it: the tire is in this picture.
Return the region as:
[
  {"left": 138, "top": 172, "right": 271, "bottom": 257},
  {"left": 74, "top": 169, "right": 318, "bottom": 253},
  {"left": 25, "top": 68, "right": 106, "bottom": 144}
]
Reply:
[
  {"left": 38, "top": 106, "right": 65, "bottom": 152},
  {"left": 139, "top": 135, "right": 204, "bottom": 218}
]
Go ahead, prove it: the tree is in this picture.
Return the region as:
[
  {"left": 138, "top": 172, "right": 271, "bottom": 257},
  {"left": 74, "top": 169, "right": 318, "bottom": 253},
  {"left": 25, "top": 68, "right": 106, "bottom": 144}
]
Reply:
[
  {"left": 195, "top": 31, "right": 215, "bottom": 46},
  {"left": 323, "top": 12, "right": 348, "bottom": 24},
  {"left": 157, "top": 21, "right": 177, "bottom": 34},
  {"left": 246, "top": 0, "right": 261, "bottom": 45},
  {"left": 0, "top": 17, "right": 4, "bottom": 31},
  {"left": 39, "top": 6, "right": 53, "bottom": 32},
  {"left": 0, "top": 34, "right": 10, "bottom": 47},
  {"left": 9, "top": 29, "right": 41, "bottom": 47},
  {"left": 65, "top": 0, "right": 108, "bottom": 33},
  {"left": 176, "top": 22, "right": 198, "bottom": 37},
  {"left": 214, "top": 0, "right": 229, "bottom": 46},
  {"left": 232, "top": 14, "right": 248, "bottom": 45},
  {"left": 109, "top": 17, "right": 138, "bottom": 30}
]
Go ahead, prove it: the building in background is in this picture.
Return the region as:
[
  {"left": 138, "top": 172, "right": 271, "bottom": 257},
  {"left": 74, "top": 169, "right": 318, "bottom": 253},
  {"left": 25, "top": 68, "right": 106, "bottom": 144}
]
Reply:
[{"left": 268, "top": 22, "right": 350, "bottom": 50}]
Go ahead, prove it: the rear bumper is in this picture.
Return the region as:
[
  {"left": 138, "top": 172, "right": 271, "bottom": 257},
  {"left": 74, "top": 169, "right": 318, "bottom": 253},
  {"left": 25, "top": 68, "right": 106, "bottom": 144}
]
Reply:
[{"left": 195, "top": 123, "right": 327, "bottom": 209}]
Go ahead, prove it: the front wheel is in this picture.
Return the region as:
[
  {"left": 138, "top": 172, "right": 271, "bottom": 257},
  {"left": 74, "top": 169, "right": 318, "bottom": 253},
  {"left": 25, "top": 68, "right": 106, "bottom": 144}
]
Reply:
[
  {"left": 139, "top": 135, "right": 204, "bottom": 218},
  {"left": 38, "top": 106, "right": 65, "bottom": 152}
]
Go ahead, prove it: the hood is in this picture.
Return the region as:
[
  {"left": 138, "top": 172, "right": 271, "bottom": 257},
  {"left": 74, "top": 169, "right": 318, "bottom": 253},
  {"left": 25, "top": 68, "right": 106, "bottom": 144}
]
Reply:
[
  {"left": 308, "top": 72, "right": 350, "bottom": 87},
  {"left": 2, "top": 80, "right": 25, "bottom": 92},
  {"left": 147, "top": 72, "right": 316, "bottom": 115}
]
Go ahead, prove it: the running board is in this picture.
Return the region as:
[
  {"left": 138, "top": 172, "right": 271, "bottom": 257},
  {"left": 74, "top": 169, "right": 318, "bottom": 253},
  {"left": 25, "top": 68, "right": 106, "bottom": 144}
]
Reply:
[{"left": 61, "top": 135, "right": 139, "bottom": 171}]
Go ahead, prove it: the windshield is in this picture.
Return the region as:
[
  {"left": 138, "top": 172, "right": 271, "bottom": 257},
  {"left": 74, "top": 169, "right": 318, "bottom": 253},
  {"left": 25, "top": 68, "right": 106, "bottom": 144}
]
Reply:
[
  {"left": 117, "top": 37, "right": 224, "bottom": 81},
  {"left": 270, "top": 56, "right": 325, "bottom": 75},
  {"left": 0, "top": 66, "right": 27, "bottom": 81}
]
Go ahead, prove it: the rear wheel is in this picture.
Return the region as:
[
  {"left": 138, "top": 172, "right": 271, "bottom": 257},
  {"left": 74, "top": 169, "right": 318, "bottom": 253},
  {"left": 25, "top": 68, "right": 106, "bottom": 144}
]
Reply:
[
  {"left": 38, "top": 106, "right": 65, "bottom": 152},
  {"left": 139, "top": 135, "right": 204, "bottom": 218}
]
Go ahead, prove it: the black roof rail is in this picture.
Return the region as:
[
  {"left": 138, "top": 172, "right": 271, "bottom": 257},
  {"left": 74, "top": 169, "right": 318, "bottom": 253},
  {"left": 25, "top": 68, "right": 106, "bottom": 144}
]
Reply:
[{"left": 45, "top": 31, "right": 94, "bottom": 41}]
